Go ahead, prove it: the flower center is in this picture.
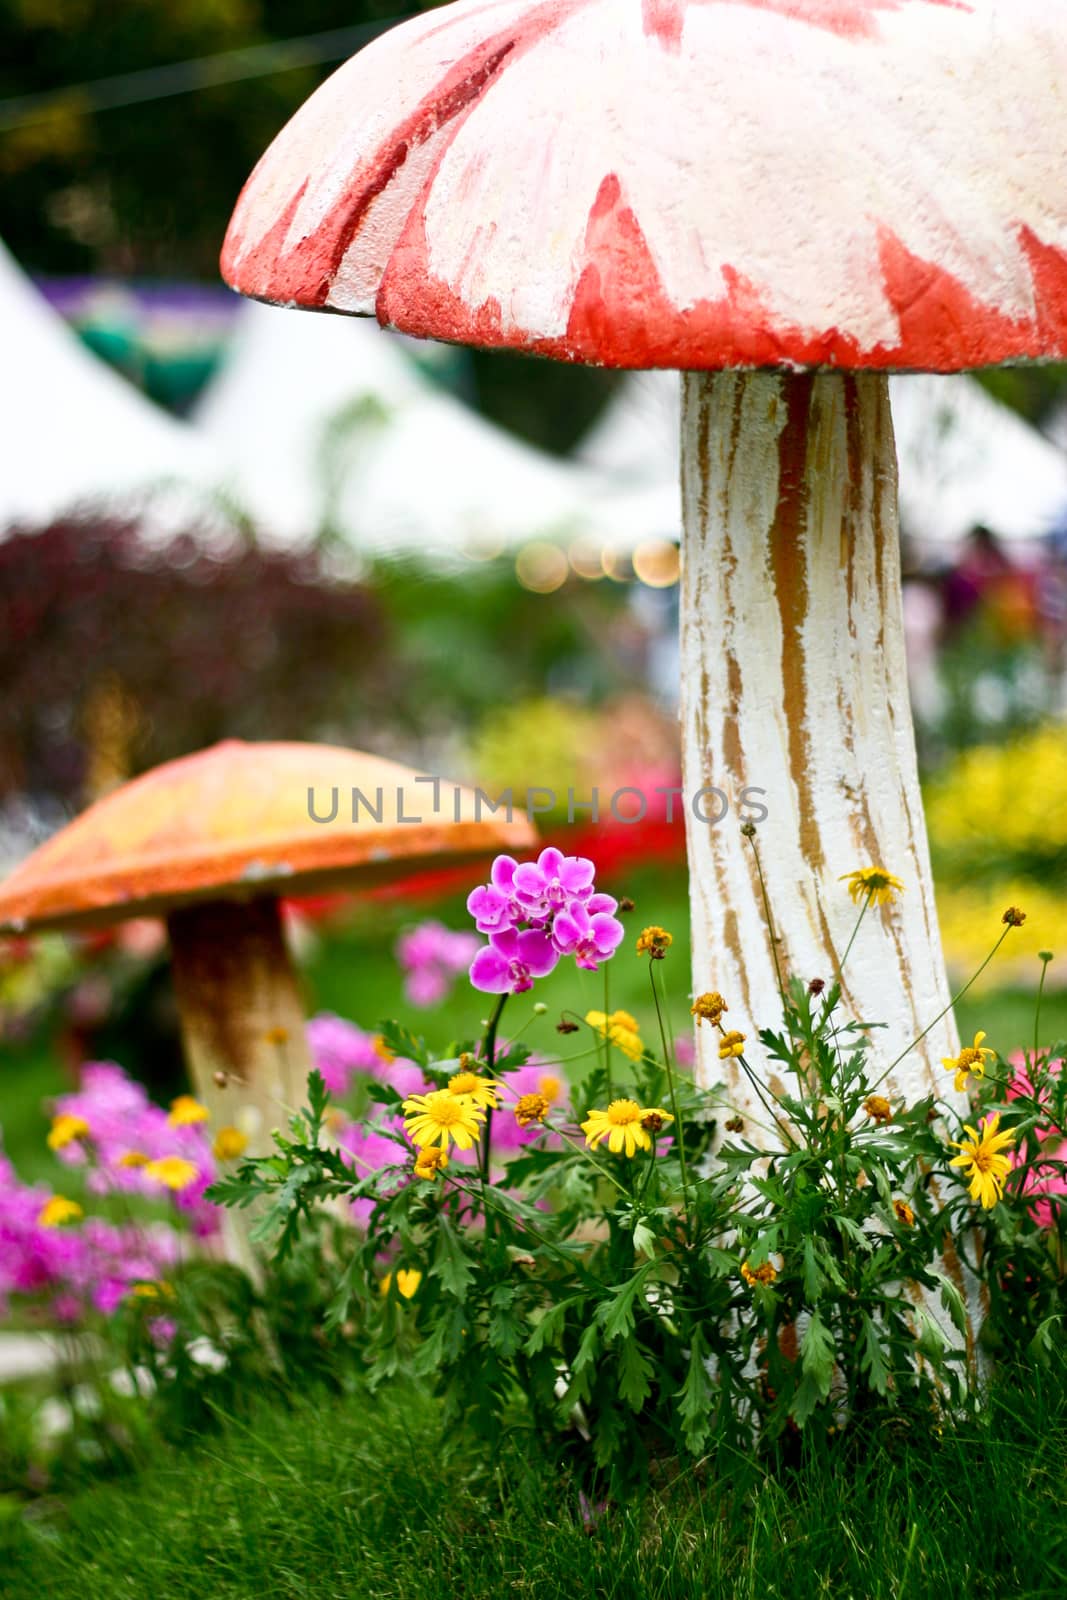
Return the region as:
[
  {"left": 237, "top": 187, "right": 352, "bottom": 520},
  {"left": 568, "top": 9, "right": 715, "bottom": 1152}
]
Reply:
[
  {"left": 957, "top": 1048, "right": 981, "bottom": 1070},
  {"left": 449, "top": 1072, "right": 479, "bottom": 1095},
  {"left": 606, "top": 1099, "right": 642, "bottom": 1127},
  {"left": 429, "top": 1097, "right": 463, "bottom": 1127},
  {"left": 538, "top": 1074, "right": 561, "bottom": 1104}
]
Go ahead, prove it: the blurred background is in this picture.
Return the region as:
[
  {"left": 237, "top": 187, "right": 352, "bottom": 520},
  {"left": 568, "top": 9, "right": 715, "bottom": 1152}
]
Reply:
[{"left": 2, "top": 1, "right": 1067, "bottom": 1192}]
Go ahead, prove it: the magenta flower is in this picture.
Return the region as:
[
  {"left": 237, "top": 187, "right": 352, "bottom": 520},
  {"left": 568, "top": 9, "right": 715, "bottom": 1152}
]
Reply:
[
  {"left": 513, "top": 847, "right": 596, "bottom": 923},
  {"left": 1007, "top": 1051, "right": 1067, "bottom": 1228},
  {"left": 307, "top": 1013, "right": 388, "bottom": 1095},
  {"left": 467, "top": 855, "right": 524, "bottom": 934},
  {"left": 470, "top": 928, "right": 559, "bottom": 995},
  {"left": 337, "top": 1118, "right": 408, "bottom": 1225},
  {"left": 551, "top": 901, "right": 625, "bottom": 972},
  {"left": 396, "top": 919, "right": 480, "bottom": 1009}
]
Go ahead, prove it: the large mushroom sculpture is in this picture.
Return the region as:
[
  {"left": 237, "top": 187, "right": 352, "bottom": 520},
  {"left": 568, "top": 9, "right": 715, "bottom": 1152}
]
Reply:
[
  {"left": 0, "top": 741, "right": 535, "bottom": 1146},
  {"left": 219, "top": 0, "right": 1067, "bottom": 1118}
]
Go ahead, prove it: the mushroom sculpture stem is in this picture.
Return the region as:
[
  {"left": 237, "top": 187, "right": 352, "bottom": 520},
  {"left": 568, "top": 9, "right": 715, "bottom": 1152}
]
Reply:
[
  {"left": 680, "top": 370, "right": 958, "bottom": 1104},
  {"left": 681, "top": 371, "right": 953, "bottom": 1113},
  {"left": 167, "top": 896, "right": 312, "bottom": 1145}
]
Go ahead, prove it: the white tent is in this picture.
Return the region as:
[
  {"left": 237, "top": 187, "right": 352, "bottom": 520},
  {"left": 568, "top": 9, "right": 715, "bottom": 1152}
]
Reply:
[
  {"left": 579, "top": 371, "right": 1067, "bottom": 548},
  {"left": 193, "top": 300, "right": 672, "bottom": 558},
  {"left": 0, "top": 239, "right": 213, "bottom": 531}
]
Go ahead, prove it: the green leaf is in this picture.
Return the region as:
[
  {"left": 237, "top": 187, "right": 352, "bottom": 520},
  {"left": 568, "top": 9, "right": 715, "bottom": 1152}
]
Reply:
[
  {"left": 859, "top": 1312, "right": 890, "bottom": 1395},
  {"left": 802, "top": 1236, "right": 825, "bottom": 1300},
  {"left": 914, "top": 1306, "right": 947, "bottom": 1362},
  {"left": 598, "top": 1264, "right": 653, "bottom": 1344},
  {"left": 705, "top": 1247, "right": 738, "bottom": 1279},
  {"left": 792, "top": 1310, "right": 835, "bottom": 1426},
  {"left": 617, "top": 1338, "right": 654, "bottom": 1411},
  {"left": 676, "top": 1328, "right": 714, "bottom": 1456},
  {"left": 835, "top": 1215, "right": 873, "bottom": 1253},
  {"left": 488, "top": 1304, "right": 523, "bottom": 1359},
  {"left": 377, "top": 1019, "right": 430, "bottom": 1067},
  {"left": 429, "top": 1216, "right": 475, "bottom": 1300},
  {"left": 302, "top": 1069, "right": 330, "bottom": 1143},
  {"left": 632, "top": 1219, "right": 657, "bottom": 1257},
  {"left": 571, "top": 1319, "right": 601, "bottom": 1375},
  {"left": 525, "top": 1298, "right": 580, "bottom": 1356},
  {"left": 934, "top": 1273, "right": 968, "bottom": 1337}
]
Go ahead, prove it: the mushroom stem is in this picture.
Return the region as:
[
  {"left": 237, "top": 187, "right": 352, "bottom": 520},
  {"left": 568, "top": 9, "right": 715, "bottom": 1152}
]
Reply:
[
  {"left": 167, "top": 895, "right": 313, "bottom": 1267},
  {"left": 679, "top": 370, "right": 961, "bottom": 1109}
]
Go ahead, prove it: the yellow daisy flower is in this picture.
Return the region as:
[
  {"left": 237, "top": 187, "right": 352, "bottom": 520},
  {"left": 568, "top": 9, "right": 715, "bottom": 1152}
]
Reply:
[
  {"left": 144, "top": 1156, "right": 199, "bottom": 1192},
  {"left": 47, "top": 1113, "right": 90, "bottom": 1151},
  {"left": 741, "top": 1260, "right": 777, "bottom": 1287},
  {"left": 117, "top": 1150, "right": 149, "bottom": 1168},
  {"left": 213, "top": 1126, "right": 248, "bottom": 1161},
  {"left": 402, "top": 1089, "right": 485, "bottom": 1152},
  {"left": 168, "top": 1095, "right": 210, "bottom": 1128},
  {"left": 636, "top": 925, "right": 672, "bottom": 958},
  {"left": 581, "top": 1099, "right": 665, "bottom": 1157},
  {"left": 942, "top": 1031, "right": 996, "bottom": 1093},
  {"left": 515, "top": 1093, "right": 551, "bottom": 1128},
  {"left": 380, "top": 1269, "right": 421, "bottom": 1300},
  {"left": 130, "top": 1280, "right": 175, "bottom": 1300},
  {"left": 413, "top": 1147, "right": 449, "bottom": 1181},
  {"left": 864, "top": 1095, "right": 892, "bottom": 1123},
  {"left": 718, "top": 1031, "right": 746, "bottom": 1060},
  {"left": 446, "top": 1070, "right": 501, "bottom": 1111},
  {"left": 691, "top": 992, "right": 728, "bottom": 1027},
  {"left": 949, "top": 1114, "right": 1016, "bottom": 1209},
  {"left": 586, "top": 1009, "right": 644, "bottom": 1061},
  {"left": 839, "top": 866, "right": 905, "bottom": 907},
  {"left": 38, "top": 1195, "right": 83, "bottom": 1229}
]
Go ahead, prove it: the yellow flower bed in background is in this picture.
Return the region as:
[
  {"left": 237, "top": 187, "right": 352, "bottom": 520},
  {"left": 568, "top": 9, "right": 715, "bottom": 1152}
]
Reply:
[
  {"left": 926, "top": 725, "right": 1067, "bottom": 868},
  {"left": 936, "top": 879, "right": 1067, "bottom": 991}
]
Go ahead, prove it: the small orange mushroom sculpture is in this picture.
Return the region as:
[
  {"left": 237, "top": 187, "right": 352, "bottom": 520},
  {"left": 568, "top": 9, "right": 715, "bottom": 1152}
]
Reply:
[{"left": 0, "top": 740, "right": 535, "bottom": 1157}]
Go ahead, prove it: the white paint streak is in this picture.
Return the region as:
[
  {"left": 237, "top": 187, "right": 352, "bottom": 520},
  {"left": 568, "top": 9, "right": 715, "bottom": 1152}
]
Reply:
[{"left": 679, "top": 370, "right": 960, "bottom": 1103}]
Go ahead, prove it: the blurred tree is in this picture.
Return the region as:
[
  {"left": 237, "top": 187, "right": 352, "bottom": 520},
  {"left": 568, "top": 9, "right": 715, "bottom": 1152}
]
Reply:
[
  {"left": 0, "top": 2, "right": 439, "bottom": 277},
  {"left": 0, "top": 514, "right": 390, "bottom": 806}
]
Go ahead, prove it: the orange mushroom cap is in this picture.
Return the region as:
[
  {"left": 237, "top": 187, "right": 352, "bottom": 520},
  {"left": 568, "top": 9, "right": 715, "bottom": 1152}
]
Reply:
[{"left": 0, "top": 740, "right": 535, "bottom": 932}]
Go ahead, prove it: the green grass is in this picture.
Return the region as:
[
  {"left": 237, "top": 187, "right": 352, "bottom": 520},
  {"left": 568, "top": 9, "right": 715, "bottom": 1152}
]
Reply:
[{"left": 4, "top": 1360, "right": 1067, "bottom": 1600}]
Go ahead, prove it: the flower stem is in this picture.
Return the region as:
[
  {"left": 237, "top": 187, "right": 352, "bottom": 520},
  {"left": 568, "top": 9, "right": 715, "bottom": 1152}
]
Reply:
[
  {"left": 480, "top": 993, "right": 508, "bottom": 1186},
  {"left": 744, "top": 827, "right": 789, "bottom": 1024},
  {"left": 838, "top": 889, "right": 873, "bottom": 976},
  {"left": 1035, "top": 952, "right": 1053, "bottom": 1063},
  {"left": 872, "top": 924, "right": 1015, "bottom": 1090},
  {"left": 603, "top": 963, "right": 613, "bottom": 1099},
  {"left": 650, "top": 957, "right": 691, "bottom": 1213}
]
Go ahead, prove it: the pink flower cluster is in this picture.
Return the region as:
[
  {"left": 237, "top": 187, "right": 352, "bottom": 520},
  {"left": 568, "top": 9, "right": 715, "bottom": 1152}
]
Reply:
[
  {"left": 0, "top": 1144, "right": 179, "bottom": 1325},
  {"left": 51, "top": 1063, "right": 218, "bottom": 1236},
  {"left": 1007, "top": 1053, "right": 1067, "bottom": 1229},
  {"left": 467, "top": 849, "right": 624, "bottom": 995},
  {"left": 396, "top": 920, "right": 481, "bottom": 1008}
]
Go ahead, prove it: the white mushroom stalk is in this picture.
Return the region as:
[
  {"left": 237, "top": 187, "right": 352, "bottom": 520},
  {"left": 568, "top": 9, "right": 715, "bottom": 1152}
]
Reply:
[{"left": 680, "top": 370, "right": 956, "bottom": 1108}]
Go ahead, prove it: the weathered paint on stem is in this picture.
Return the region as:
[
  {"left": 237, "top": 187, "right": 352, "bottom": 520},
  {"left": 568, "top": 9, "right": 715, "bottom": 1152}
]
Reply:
[
  {"left": 168, "top": 895, "right": 313, "bottom": 1272},
  {"left": 679, "top": 370, "right": 960, "bottom": 1111}
]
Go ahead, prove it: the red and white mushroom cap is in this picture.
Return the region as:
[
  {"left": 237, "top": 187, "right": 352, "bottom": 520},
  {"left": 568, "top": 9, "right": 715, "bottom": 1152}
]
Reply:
[{"left": 222, "top": 0, "right": 1067, "bottom": 371}]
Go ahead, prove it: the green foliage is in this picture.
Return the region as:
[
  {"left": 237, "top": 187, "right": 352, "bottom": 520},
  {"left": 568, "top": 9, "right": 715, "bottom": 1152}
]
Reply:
[
  {"left": 6, "top": 1354, "right": 1067, "bottom": 1600},
  {"left": 204, "top": 892, "right": 1066, "bottom": 1491}
]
